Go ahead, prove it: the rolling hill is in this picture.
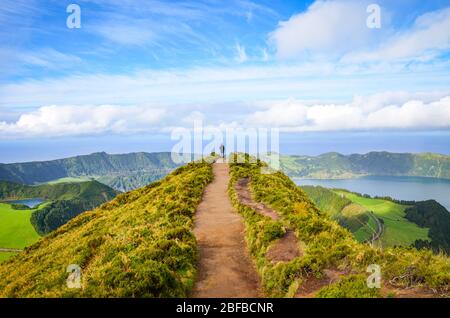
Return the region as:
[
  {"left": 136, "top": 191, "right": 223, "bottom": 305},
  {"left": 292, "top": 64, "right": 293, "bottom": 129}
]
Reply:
[
  {"left": 0, "top": 152, "right": 183, "bottom": 191},
  {"left": 0, "top": 180, "right": 118, "bottom": 235},
  {"left": 0, "top": 161, "right": 213, "bottom": 297},
  {"left": 0, "top": 157, "right": 447, "bottom": 298},
  {"left": 301, "top": 185, "right": 450, "bottom": 254},
  {"left": 281, "top": 152, "right": 450, "bottom": 179}
]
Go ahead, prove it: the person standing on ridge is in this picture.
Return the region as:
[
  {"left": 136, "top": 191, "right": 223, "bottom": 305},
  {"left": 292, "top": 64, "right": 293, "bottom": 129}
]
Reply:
[{"left": 219, "top": 144, "right": 225, "bottom": 159}]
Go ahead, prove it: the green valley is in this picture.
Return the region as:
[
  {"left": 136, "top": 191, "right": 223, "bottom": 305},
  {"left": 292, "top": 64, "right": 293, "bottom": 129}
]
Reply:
[
  {"left": 0, "top": 180, "right": 118, "bottom": 262},
  {"left": 0, "top": 203, "right": 41, "bottom": 249},
  {"left": 336, "top": 191, "right": 430, "bottom": 248},
  {"left": 300, "top": 185, "right": 450, "bottom": 253}
]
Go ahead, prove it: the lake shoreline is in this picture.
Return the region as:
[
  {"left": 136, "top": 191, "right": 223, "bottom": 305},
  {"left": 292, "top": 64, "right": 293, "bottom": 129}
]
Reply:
[{"left": 295, "top": 175, "right": 450, "bottom": 211}]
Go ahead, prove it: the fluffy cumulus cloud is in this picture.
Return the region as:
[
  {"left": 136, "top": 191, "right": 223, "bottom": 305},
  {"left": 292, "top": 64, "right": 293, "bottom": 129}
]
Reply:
[
  {"left": 246, "top": 95, "right": 450, "bottom": 131},
  {"left": 0, "top": 105, "right": 165, "bottom": 137},
  {"left": 270, "top": 0, "right": 450, "bottom": 63},
  {"left": 1, "top": 93, "right": 450, "bottom": 138},
  {"left": 344, "top": 7, "right": 450, "bottom": 62},
  {"left": 269, "top": 0, "right": 374, "bottom": 59}
]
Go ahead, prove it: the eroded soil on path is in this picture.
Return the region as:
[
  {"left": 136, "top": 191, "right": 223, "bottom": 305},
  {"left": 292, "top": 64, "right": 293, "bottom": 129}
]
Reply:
[{"left": 235, "top": 177, "right": 301, "bottom": 264}]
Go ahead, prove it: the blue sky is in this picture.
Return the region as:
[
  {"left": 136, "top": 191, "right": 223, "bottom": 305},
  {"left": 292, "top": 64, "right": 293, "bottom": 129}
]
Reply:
[{"left": 1, "top": 0, "right": 450, "bottom": 162}]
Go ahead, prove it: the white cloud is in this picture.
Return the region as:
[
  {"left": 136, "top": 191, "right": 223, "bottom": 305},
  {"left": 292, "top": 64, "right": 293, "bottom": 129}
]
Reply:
[
  {"left": 246, "top": 95, "right": 450, "bottom": 131},
  {"left": 1, "top": 93, "right": 449, "bottom": 138},
  {"left": 0, "top": 105, "right": 165, "bottom": 138},
  {"left": 19, "top": 48, "right": 82, "bottom": 69},
  {"left": 3, "top": 61, "right": 449, "bottom": 109},
  {"left": 235, "top": 43, "right": 248, "bottom": 63},
  {"left": 94, "top": 22, "right": 157, "bottom": 46},
  {"left": 270, "top": 0, "right": 450, "bottom": 63},
  {"left": 269, "top": 0, "right": 373, "bottom": 59},
  {"left": 262, "top": 48, "right": 269, "bottom": 61},
  {"left": 344, "top": 7, "right": 450, "bottom": 62}
]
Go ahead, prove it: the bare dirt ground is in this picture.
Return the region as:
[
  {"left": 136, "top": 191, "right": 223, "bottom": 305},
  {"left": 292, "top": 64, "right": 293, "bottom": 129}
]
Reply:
[
  {"left": 235, "top": 177, "right": 280, "bottom": 220},
  {"left": 266, "top": 230, "right": 302, "bottom": 263},
  {"left": 295, "top": 269, "right": 349, "bottom": 298},
  {"left": 191, "top": 163, "right": 261, "bottom": 298},
  {"left": 235, "top": 177, "right": 301, "bottom": 264}
]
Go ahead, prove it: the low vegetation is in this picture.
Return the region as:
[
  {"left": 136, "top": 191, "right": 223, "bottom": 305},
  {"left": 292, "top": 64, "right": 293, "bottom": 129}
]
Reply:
[
  {"left": 0, "top": 203, "right": 40, "bottom": 250},
  {"left": 228, "top": 154, "right": 449, "bottom": 298},
  {"left": 0, "top": 161, "right": 213, "bottom": 297}
]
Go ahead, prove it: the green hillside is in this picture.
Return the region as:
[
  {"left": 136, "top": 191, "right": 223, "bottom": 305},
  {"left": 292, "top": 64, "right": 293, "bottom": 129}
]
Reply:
[
  {"left": 301, "top": 185, "right": 444, "bottom": 251},
  {"left": 0, "top": 180, "right": 118, "bottom": 236},
  {"left": 0, "top": 158, "right": 448, "bottom": 298},
  {"left": 403, "top": 200, "right": 450, "bottom": 254},
  {"left": 301, "top": 185, "right": 351, "bottom": 217},
  {"left": 301, "top": 186, "right": 375, "bottom": 242},
  {"left": 0, "top": 161, "right": 213, "bottom": 297},
  {"left": 228, "top": 155, "right": 449, "bottom": 297},
  {"left": 0, "top": 152, "right": 182, "bottom": 191},
  {"left": 281, "top": 152, "right": 450, "bottom": 179},
  {"left": 336, "top": 191, "right": 430, "bottom": 248}
]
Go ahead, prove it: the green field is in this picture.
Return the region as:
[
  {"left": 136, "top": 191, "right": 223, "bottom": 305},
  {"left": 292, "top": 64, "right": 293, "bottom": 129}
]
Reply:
[
  {"left": 335, "top": 191, "right": 430, "bottom": 247},
  {"left": 0, "top": 203, "right": 41, "bottom": 262}
]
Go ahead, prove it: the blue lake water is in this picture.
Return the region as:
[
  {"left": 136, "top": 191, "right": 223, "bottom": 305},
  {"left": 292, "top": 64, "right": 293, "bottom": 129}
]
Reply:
[
  {"left": 295, "top": 176, "right": 450, "bottom": 211},
  {"left": 7, "top": 198, "right": 44, "bottom": 208}
]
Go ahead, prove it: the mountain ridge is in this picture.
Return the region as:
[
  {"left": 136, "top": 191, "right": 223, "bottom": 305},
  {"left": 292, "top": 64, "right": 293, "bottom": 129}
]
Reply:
[
  {"left": 0, "top": 151, "right": 182, "bottom": 191},
  {"left": 281, "top": 151, "right": 450, "bottom": 179}
]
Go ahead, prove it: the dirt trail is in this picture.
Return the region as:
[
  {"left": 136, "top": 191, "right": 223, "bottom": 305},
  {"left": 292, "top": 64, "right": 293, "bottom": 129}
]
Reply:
[{"left": 191, "top": 162, "right": 261, "bottom": 298}]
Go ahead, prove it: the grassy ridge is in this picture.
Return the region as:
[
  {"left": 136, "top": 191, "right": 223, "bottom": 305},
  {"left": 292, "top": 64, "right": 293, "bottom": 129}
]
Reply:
[
  {"left": 301, "top": 185, "right": 351, "bottom": 217},
  {"left": 301, "top": 186, "right": 374, "bottom": 242},
  {"left": 228, "top": 155, "right": 449, "bottom": 297},
  {"left": 0, "top": 161, "right": 213, "bottom": 297},
  {"left": 0, "top": 252, "right": 16, "bottom": 263}
]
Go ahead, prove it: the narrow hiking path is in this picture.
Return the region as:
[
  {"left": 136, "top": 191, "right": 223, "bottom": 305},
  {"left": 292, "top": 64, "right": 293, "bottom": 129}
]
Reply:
[{"left": 191, "top": 162, "right": 261, "bottom": 298}]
